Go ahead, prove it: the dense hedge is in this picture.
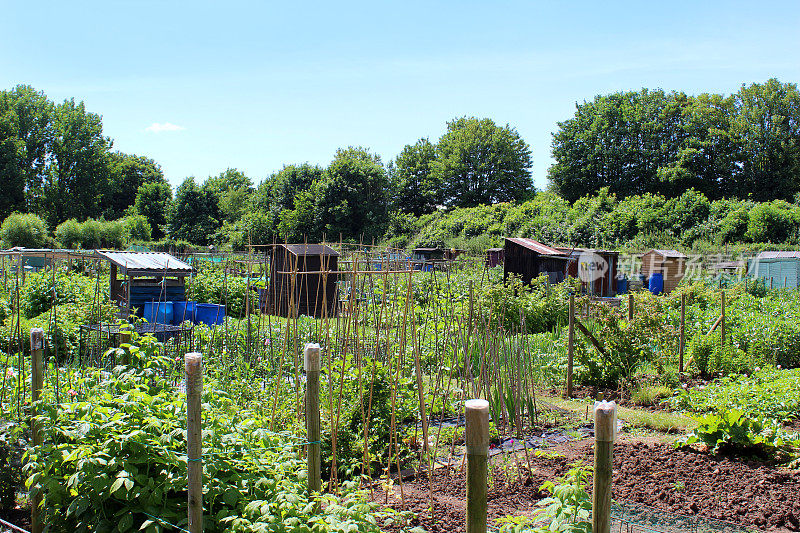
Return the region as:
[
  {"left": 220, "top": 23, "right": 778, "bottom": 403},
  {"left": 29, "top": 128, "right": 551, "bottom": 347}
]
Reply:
[{"left": 389, "top": 188, "right": 800, "bottom": 252}]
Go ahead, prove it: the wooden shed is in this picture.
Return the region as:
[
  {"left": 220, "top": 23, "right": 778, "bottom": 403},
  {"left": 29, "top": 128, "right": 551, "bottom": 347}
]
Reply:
[
  {"left": 486, "top": 248, "right": 504, "bottom": 268},
  {"left": 640, "top": 249, "right": 686, "bottom": 294},
  {"left": 748, "top": 251, "right": 800, "bottom": 288},
  {"left": 96, "top": 250, "right": 193, "bottom": 316},
  {"left": 504, "top": 238, "right": 569, "bottom": 286},
  {"left": 266, "top": 244, "right": 338, "bottom": 318},
  {"left": 556, "top": 247, "right": 619, "bottom": 297}
]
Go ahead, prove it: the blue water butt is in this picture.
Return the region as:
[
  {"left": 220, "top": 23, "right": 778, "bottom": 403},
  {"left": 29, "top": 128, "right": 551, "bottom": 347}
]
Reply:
[
  {"left": 616, "top": 277, "right": 628, "bottom": 295},
  {"left": 143, "top": 301, "right": 174, "bottom": 324},
  {"left": 173, "top": 301, "right": 196, "bottom": 325},
  {"left": 196, "top": 303, "right": 226, "bottom": 326},
  {"left": 648, "top": 272, "right": 664, "bottom": 295}
]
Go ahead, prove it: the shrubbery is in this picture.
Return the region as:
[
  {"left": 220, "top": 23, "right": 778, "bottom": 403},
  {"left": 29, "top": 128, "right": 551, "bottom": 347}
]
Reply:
[
  {"left": 54, "top": 218, "right": 128, "bottom": 249},
  {"left": 186, "top": 270, "right": 247, "bottom": 316},
  {"left": 0, "top": 213, "right": 48, "bottom": 248}
]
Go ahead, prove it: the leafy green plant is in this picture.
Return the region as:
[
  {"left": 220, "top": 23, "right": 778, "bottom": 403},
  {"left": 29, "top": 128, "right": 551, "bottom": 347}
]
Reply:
[
  {"left": 669, "top": 367, "right": 800, "bottom": 422},
  {"left": 26, "top": 360, "right": 415, "bottom": 532},
  {"left": 497, "top": 462, "right": 592, "bottom": 533},
  {"left": 675, "top": 409, "right": 797, "bottom": 455}
]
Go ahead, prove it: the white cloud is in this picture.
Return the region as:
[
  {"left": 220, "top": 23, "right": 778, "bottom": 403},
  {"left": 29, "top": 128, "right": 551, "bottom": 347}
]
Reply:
[{"left": 145, "top": 122, "right": 186, "bottom": 133}]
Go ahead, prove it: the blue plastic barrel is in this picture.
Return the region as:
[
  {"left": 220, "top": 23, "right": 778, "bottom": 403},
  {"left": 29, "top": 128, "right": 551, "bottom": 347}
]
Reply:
[
  {"left": 196, "top": 303, "right": 226, "bottom": 326},
  {"left": 143, "top": 301, "right": 174, "bottom": 324},
  {"left": 173, "top": 301, "right": 196, "bottom": 325},
  {"left": 648, "top": 272, "right": 664, "bottom": 295},
  {"left": 616, "top": 277, "right": 628, "bottom": 295}
]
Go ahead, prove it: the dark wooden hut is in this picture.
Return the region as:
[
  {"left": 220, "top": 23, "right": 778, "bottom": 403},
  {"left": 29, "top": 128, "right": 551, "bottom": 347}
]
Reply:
[
  {"left": 485, "top": 247, "right": 505, "bottom": 268},
  {"left": 96, "top": 250, "right": 193, "bottom": 316},
  {"left": 556, "top": 247, "right": 619, "bottom": 297},
  {"left": 503, "top": 238, "right": 569, "bottom": 285},
  {"left": 266, "top": 244, "right": 339, "bottom": 318}
]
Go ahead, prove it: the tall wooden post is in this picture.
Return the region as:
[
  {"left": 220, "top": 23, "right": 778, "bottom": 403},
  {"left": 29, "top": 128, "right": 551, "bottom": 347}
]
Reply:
[
  {"left": 465, "top": 399, "right": 489, "bottom": 533},
  {"left": 30, "top": 328, "right": 44, "bottom": 533},
  {"left": 678, "top": 293, "right": 685, "bottom": 372},
  {"left": 304, "top": 343, "right": 321, "bottom": 495},
  {"left": 593, "top": 401, "right": 617, "bottom": 533},
  {"left": 566, "top": 293, "right": 575, "bottom": 398},
  {"left": 720, "top": 291, "right": 726, "bottom": 348},
  {"left": 628, "top": 293, "right": 634, "bottom": 320},
  {"left": 185, "top": 353, "right": 203, "bottom": 533}
]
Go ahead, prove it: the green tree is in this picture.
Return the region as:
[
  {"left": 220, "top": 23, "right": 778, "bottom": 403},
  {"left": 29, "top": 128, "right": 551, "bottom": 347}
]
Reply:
[
  {"left": 0, "top": 85, "right": 54, "bottom": 211},
  {"left": 203, "top": 168, "right": 253, "bottom": 223},
  {"left": 657, "top": 93, "right": 738, "bottom": 199},
  {"left": 42, "top": 98, "right": 112, "bottom": 227},
  {"left": 134, "top": 181, "right": 173, "bottom": 239},
  {"left": 311, "top": 147, "right": 389, "bottom": 241},
  {"left": 730, "top": 79, "right": 800, "bottom": 201},
  {"left": 549, "top": 90, "right": 689, "bottom": 202},
  {"left": 0, "top": 112, "right": 25, "bottom": 219},
  {"left": 169, "top": 178, "right": 219, "bottom": 244},
  {"left": 391, "top": 138, "right": 440, "bottom": 215},
  {"left": 434, "top": 117, "right": 532, "bottom": 207},
  {"left": 105, "top": 152, "right": 165, "bottom": 219}
]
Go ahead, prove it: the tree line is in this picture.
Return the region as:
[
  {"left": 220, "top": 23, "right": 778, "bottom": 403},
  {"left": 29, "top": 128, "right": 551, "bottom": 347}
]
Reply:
[
  {"left": 549, "top": 78, "right": 800, "bottom": 203},
  {"left": 1, "top": 79, "right": 798, "bottom": 250}
]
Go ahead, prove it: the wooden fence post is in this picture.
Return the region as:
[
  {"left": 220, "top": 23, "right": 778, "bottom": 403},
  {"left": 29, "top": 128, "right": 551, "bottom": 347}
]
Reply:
[
  {"left": 465, "top": 399, "right": 489, "bottom": 533},
  {"left": 593, "top": 401, "right": 617, "bottom": 533},
  {"left": 30, "top": 328, "right": 44, "bottom": 533},
  {"left": 628, "top": 293, "right": 634, "bottom": 321},
  {"left": 566, "top": 293, "right": 575, "bottom": 398},
  {"left": 304, "top": 343, "right": 321, "bottom": 495},
  {"left": 185, "top": 353, "right": 203, "bottom": 533},
  {"left": 679, "top": 293, "right": 685, "bottom": 372}
]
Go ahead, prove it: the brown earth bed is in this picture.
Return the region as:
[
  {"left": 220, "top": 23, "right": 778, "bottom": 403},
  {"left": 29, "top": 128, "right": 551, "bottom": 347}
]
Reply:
[{"left": 372, "top": 438, "right": 800, "bottom": 533}]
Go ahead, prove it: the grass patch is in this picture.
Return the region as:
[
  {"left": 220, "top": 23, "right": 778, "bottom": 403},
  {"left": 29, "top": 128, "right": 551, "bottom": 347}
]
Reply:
[
  {"left": 631, "top": 385, "right": 673, "bottom": 406},
  {"left": 538, "top": 395, "right": 694, "bottom": 433}
]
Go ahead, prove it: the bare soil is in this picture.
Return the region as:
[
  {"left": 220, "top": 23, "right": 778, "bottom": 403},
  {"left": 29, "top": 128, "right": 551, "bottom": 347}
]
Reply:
[{"left": 372, "top": 435, "right": 800, "bottom": 533}]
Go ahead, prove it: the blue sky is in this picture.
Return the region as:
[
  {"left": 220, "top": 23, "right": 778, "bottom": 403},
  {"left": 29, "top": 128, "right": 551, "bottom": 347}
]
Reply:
[{"left": 2, "top": 1, "right": 799, "bottom": 191}]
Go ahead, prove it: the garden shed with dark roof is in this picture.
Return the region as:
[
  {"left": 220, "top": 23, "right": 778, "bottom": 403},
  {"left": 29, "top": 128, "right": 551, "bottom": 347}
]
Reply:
[
  {"left": 503, "top": 238, "right": 569, "bottom": 285},
  {"left": 266, "top": 244, "right": 339, "bottom": 318}
]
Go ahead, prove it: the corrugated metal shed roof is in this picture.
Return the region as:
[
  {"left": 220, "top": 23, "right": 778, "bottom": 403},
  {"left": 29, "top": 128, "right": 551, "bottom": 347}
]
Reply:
[
  {"left": 279, "top": 244, "right": 339, "bottom": 256},
  {"left": 505, "top": 238, "right": 566, "bottom": 257},
  {"left": 96, "top": 250, "right": 193, "bottom": 273},
  {"left": 755, "top": 251, "right": 800, "bottom": 260},
  {"left": 647, "top": 249, "right": 687, "bottom": 259}
]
